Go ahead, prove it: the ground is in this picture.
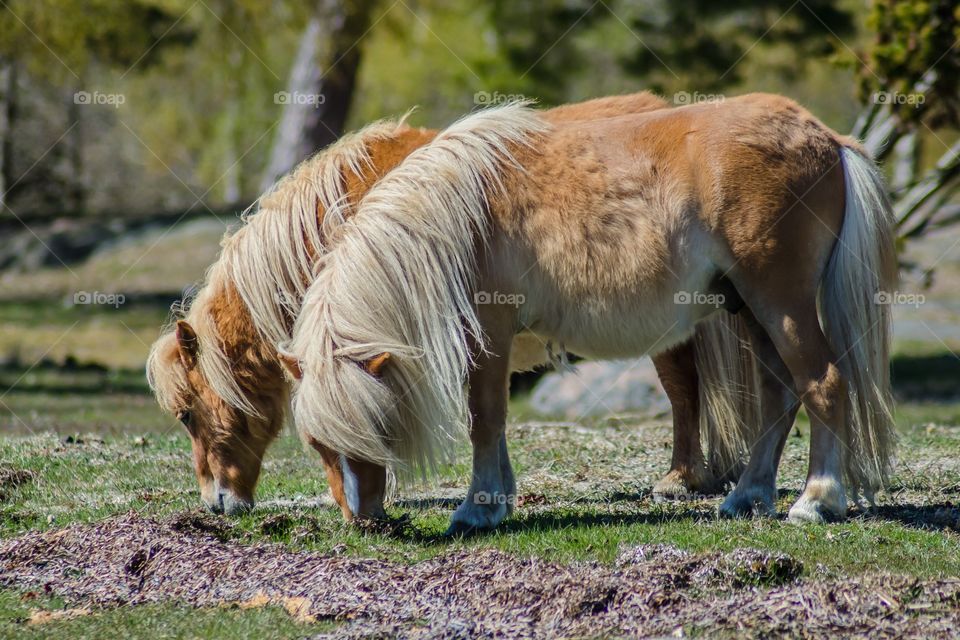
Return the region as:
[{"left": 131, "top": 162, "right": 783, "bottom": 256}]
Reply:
[
  {"left": 1, "top": 222, "right": 960, "bottom": 637},
  {"left": 2, "top": 382, "right": 960, "bottom": 637}
]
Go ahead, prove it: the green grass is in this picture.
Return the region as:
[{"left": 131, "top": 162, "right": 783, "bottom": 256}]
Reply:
[
  {"left": 2, "top": 396, "right": 960, "bottom": 576},
  {"left": 2, "top": 334, "right": 960, "bottom": 636},
  {"left": 0, "top": 589, "right": 328, "bottom": 639}
]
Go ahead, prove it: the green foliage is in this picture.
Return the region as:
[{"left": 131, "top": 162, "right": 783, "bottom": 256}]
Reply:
[
  {"left": 489, "top": 0, "right": 856, "bottom": 97},
  {"left": 861, "top": 0, "right": 960, "bottom": 126},
  {"left": 0, "top": 0, "right": 194, "bottom": 78},
  {"left": 621, "top": 0, "right": 855, "bottom": 92}
]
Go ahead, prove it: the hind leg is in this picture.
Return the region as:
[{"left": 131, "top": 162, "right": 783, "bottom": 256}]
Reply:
[
  {"left": 652, "top": 341, "right": 716, "bottom": 498},
  {"left": 749, "top": 302, "right": 849, "bottom": 523},
  {"left": 719, "top": 310, "right": 800, "bottom": 517}
]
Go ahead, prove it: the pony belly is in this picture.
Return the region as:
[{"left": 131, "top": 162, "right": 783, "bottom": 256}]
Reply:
[
  {"left": 542, "top": 302, "right": 696, "bottom": 360},
  {"left": 517, "top": 254, "right": 721, "bottom": 361}
]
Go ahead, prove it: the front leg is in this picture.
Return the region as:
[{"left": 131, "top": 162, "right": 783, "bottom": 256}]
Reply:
[{"left": 447, "top": 310, "right": 515, "bottom": 535}]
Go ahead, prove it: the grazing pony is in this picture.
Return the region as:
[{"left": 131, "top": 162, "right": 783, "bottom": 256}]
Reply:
[
  {"left": 147, "top": 93, "right": 759, "bottom": 519},
  {"left": 284, "top": 96, "right": 896, "bottom": 531}
]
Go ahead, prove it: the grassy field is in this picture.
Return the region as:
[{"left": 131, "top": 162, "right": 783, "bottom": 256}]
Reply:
[
  {"left": 2, "top": 223, "right": 960, "bottom": 636},
  {"left": 2, "top": 362, "right": 960, "bottom": 636}
]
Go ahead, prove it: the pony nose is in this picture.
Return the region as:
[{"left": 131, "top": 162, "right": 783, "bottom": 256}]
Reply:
[
  {"left": 203, "top": 484, "right": 253, "bottom": 515},
  {"left": 203, "top": 492, "right": 225, "bottom": 514},
  {"left": 220, "top": 490, "right": 253, "bottom": 516}
]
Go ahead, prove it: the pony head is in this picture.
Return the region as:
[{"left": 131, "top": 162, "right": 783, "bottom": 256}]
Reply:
[
  {"left": 145, "top": 118, "right": 432, "bottom": 517},
  {"left": 146, "top": 292, "right": 288, "bottom": 515},
  {"left": 284, "top": 102, "right": 549, "bottom": 475}
]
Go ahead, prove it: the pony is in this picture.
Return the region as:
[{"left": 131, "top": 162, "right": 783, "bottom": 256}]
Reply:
[
  {"left": 283, "top": 95, "right": 897, "bottom": 531},
  {"left": 147, "top": 92, "right": 759, "bottom": 519}
]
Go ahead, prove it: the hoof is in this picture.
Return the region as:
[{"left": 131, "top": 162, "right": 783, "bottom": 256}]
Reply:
[
  {"left": 653, "top": 469, "right": 718, "bottom": 501},
  {"left": 787, "top": 497, "right": 845, "bottom": 524},
  {"left": 448, "top": 494, "right": 509, "bottom": 535},
  {"left": 788, "top": 478, "right": 846, "bottom": 525},
  {"left": 718, "top": 486, "right": 776, "bottom": 519},
  {"left": 443, "top": 520, "right": 486, "bottom": 538}
]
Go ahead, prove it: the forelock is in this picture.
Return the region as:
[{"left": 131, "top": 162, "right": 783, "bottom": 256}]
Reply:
[{"left": 146, "top": 331, "right": 189, "bottom": 413}]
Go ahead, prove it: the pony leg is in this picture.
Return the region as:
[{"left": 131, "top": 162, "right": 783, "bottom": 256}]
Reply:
[
  {"left": 719, "top": 310, "right": 799, "bottom": 517},
  {"left": 652, "top": 340, "right": 716, "bottom": 498},
  {"left": 447, "top": 315, "right": 515, "bottom": 535},
  {"left": 499, "top": 432, "right": 516, "bottom": 513},
  {"left": 752, "top": 302, "right": 849, "bottom": 523}
]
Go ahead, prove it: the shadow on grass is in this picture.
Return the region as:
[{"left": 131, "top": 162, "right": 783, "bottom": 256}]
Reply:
[
  {"left": 0, "top": 363, "right": 149, "bottom": 395},
  {"left": 892, "top": 352, "right": 960, "bottom": 401},
  {"left": 862, "top": 503, "right": 960, "bottom": 534}
]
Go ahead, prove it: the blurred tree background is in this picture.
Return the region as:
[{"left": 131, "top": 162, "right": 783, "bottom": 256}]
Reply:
[{"left": 0, "top": 0, "right": 956, "bottom": 242}]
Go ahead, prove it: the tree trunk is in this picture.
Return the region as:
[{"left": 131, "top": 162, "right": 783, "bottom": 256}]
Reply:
[
  {"left": 64, "top": 86, "right": 86, "bottom": 215},
  {"left": 260, "top": 0, "right": 376, "bottom": 191},
  {"left": 0, "top": 60, "right": 15, "bottom": 214}
]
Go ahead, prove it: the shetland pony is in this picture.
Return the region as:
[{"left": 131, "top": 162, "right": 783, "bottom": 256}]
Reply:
[
  {"left": 283, "top": 96, "right": 897, "bottom": 531},
  {"left": 146, "top": 93, "right": 760, "bottom": 519}
]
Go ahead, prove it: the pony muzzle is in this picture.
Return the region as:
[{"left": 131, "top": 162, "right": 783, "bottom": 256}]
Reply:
[{"left": 203, "top": 484, "right": 254, "bottom": 516}]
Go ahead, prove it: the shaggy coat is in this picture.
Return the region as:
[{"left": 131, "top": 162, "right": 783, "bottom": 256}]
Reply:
[{"left": 286, "top": 95, "right": 896, "bottom": 528}]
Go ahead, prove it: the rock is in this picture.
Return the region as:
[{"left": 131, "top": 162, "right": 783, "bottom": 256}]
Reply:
[{"left": 529, "top": 358, "right": 671, "bottom": 419}]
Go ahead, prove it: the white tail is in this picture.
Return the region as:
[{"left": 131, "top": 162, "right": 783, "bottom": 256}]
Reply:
[
  {"left": 693, "top": 312, "right": 762, "bottom": 483},
  {"left": 820, "top": 146, "right": 898, "bottom": 500}
]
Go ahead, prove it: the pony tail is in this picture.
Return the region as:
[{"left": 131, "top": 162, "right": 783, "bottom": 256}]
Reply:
[
  {"left": 820, "top": 146, "right": 898, "bottom": 501},
  {"left": 694, "top": 312, "right": 763, "bottom": 484}
]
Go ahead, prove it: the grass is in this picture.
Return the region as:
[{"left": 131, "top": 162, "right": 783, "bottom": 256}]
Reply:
[
  {"left": 2, "top": 289, "right": 960, "bottom": 635},
  {"left": 0, "top": 589, "right": 328, "bottom": 639},
  {"left": 2, "top": 383, "right": 960, "bottom": 577}
]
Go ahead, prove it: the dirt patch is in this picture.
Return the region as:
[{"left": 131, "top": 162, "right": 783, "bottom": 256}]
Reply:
[
  {"left": 1, "top": 513, "right": 959, "bottom": 638},
  {"left": 0, "top": 468, "right": 36, "bottom": 502}
]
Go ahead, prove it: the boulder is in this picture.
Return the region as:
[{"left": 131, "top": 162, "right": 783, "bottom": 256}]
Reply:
[{"left": 529, "top": 358, "right": 671, "bottom": 419}]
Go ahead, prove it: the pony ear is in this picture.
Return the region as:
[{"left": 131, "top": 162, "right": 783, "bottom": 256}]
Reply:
[
  {"left": 364, "top": 352, "right": 391, "bottom": 377},
  {"left": 277, "top": 350, "right": 303, "bottom": 380},
  {"left": 175, "top": 320, "right": 199, "bottom": 370}
]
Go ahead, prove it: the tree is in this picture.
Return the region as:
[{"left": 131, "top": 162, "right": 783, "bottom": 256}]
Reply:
[
  {"left": 0, "top": 0, "right": 193, "bottom": 216},
  {"left": 853, "top": 0, "right": 960, "bottom": 241},
  {"left": 260, "top": 0, "right": 378, "bottom": 191}
]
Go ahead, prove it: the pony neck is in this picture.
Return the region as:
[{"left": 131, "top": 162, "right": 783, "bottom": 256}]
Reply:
[
  {"left": 209, "top": 279, "right": 285, "bottom": 397},
  {"left": 341, "top": 126, "right": 438, "bottom": 210}
]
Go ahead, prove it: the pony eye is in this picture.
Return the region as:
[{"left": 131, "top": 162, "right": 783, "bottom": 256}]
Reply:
[{"left": 177, "top": 410, "right": 192, "bottom": 427}]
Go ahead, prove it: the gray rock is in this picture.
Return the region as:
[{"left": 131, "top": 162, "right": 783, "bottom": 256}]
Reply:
[{"left": 529, "top": 358, "right": 671, "bottom": 419}]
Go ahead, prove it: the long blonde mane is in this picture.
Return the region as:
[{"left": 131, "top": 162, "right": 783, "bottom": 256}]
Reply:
[
  {"left": 288, "top": 102, "right": 549, "bottom": 474},
  {"left": 148, "top": 116, "right": 412, "bottom": 417}
]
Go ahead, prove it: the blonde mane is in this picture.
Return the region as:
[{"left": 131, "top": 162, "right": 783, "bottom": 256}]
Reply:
[
  {"left": 287, "top": 102, "right": 549, "bottom": 474},
  {"left": 148, "top": 116, "right": 412, "bottom": 416}
]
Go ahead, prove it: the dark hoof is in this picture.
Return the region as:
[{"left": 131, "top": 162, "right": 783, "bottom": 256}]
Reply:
[{"left": 443, "top": 520, "right": 488, "bottom": 538}]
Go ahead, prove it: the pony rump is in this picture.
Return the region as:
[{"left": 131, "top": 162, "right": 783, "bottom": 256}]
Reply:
[{"left": 288, "top": 102, "right": 549, "bottom": 474}]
